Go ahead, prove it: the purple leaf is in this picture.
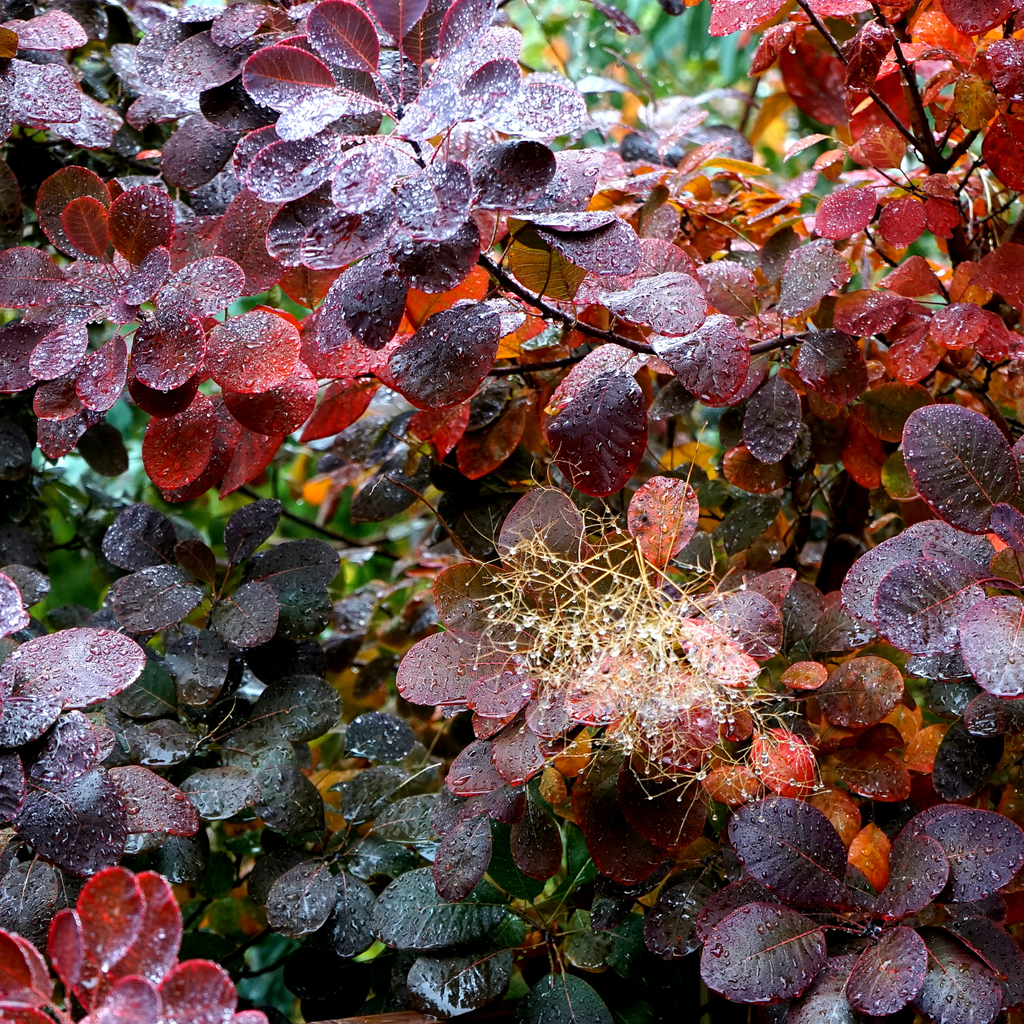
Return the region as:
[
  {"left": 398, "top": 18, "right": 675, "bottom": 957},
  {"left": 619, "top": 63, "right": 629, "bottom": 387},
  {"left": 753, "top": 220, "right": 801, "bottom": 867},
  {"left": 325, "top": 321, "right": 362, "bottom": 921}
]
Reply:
[
  {"left": 0, "top": 247, "right": 67, "bottom": 307},
  {"left": 308, "top": 0, "right": 380, "bottom": 70},
  {"left": 787, "top": 955, "right": 858, "bottom": 1024},
  {"left": 903, "top": 404, "right": 1019, "bottom": 533},
  {"left": 847, "top": 926, "right": 927, "bottom": 1016},
  {"left": 700, "top": 902, "right": 826, "bottom": 1004},
  {"left": 743, "top": 374, "right": 801, "bottom": 464},
  {"left": 608, "top": 271, "right": 707, "bottom": 337},
  {"left": 776, "top": 239, "right": 851, "bottom": 316},
  {"left": 0, "top": 572, "right": 29, "bottom": 639},
  {"left": 874, "top": 559, "right": 984, "bottom": 655},
  {"left": 873, "top": 832, "right": 949, "bottom": 918},
  {"left": 395, "top": 160, "right": 473, "bottom": 241},
  {"left": 472, "top": 140, "right": 556, "bottom": 209},
  {"left": 654, "top": 314, "right": 749, "bottom": 405},
  {"left": 386, "top": 302, "right": 500, "bottom": 409},
  {"left": 921, "top": 806, "right": 1024, "bottom": 901},
  {"left": 728, "top": 796, "right": 848, "bottom": 908},
  {"left": 545, "top": 371, "right": 647, "bottom": 497},
  {"left": 911, "top": 929, "right": 1002, "bottom": 1024},
  {"left": 320, "top": 253, "right": 408, "bottom": 350},
  {"left": 945, "top": 915, "right": 1024, "bottom": 1009},
  {"left": 433, "top": 813, "right": 492, "bottom": 901},
  {"left": 960, "top": 595, "right": 1024, "bottom": 697},
  {"left": 795, "top": 329, "right": 868, "bottom": 404}
]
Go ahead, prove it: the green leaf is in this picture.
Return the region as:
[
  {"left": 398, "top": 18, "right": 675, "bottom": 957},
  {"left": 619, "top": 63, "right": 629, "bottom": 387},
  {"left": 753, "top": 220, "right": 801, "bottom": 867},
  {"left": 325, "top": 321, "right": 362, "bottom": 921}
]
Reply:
[
  {"left": 488, "top": 823, "right": 546, "bottom": 901},
  {"left": 515, "top": 973, "right": 614, "bottom": 1024},
  {"left": 374, "top": 868, "right": 509, "bottom": 950}
]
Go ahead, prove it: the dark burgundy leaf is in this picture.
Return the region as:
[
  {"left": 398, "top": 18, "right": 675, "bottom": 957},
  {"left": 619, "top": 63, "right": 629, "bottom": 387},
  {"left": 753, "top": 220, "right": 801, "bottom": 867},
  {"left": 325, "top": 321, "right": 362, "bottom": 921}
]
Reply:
[
  {"left": 0, "top": 573, "right": 29, "bottom": 639},
  {"left": 653, "top": 315, "right": 748, "bottom": 405},
  {"left": 644, "top": 868, "right": 714, "bottom": 959},
  {"left": 15, "top": 768, "right": 128, "bottom": 876},
  {"left": 903, "top": 405, "right": 1019, "bottom": 533},
  {"left": 933, "top": 721, "right": 1004, "bottom": 800},
  {"left": 472, "top": 140, "right": 556, "bottom": 209},
  {"left": 131, "top": 310, "right": 205, "bottom": 392},
  {"left": 386, "top": 302, "right": 500, "bottom": 409},
  {"left": 743, "top": 374, "right": 802, "bottom": 464},
  {"left": 109, "top": 565, "right": 205, "bottom": 633},
  {"left": 510, "top": 800, "right": 562, "bottom": 881},
  {"left": 617, "top": 767, "right": 706, "bottom": 853},
  {"left": 397, "top": 630, "right": 516, "bottom": 709},
  {"left": 796, "top": 329, "right": 868, "bottom": 405},
  {"left": 964, "top": 691, "right": 1024, "bottom": 736},
  {"left": 247, "top": 134, "right": 343, "bottom": 204},
  {"left": 314, "top": 871, "right": 377, "bottom": 957},
  {"left": 0, "top": 627, "right": 146, "bottom": 709},
  {"left": 157, "top": 257, "right": 245, "bottom": 317},
  {"left": 249, "top": 674, "right": 341, "bottom": 742},
  {"left": 572, "top": 755, "right": 664, "bottom": 886},
  {"left": 29, "top": 711, "right": 105, "bottom": 784},
  {"left": 437, "top": 0, "right": 491, "bottom": 56},
  {"left": 607, "top": 272, "right": 706, "bottom": 337},
  {"left": 307, "top": 0, "right": 380, "bottom": 71},
  {"left": 490, "top": 716, "right": 544, "bottom": 786},
  {"left": 321, "top": 254, "right": 408, "bottom": 350},
  {"left": 29, "top": 323, "right": 89, "bottom": 382},
  {"left": 161, "top": 115, "right": 239, "bottom": 190},
  {"left": 266, "top": 860, "right": 336, "bottom": 936},
  {"left": 213, "top": 189, "right": 282, "bottom": 294},
  {"left": 960, "top": 596, "right": 1024, "bottom": 697},
  {"left": 940, "top": 0, "right": 1013, "bottom": 35},
  {"left": 911, "top": 929, "right": 1002, "bottom": 1024},
  {"left": 345, "top": 711, "right": 415, "bottom": 761},
  {"left": 700, "top": 902, "right": 826, "bottom": 1004},
  {"left": 874, "top": 559, "right": 984, "bottom": 655},
  {"left": 76, "top": 336, "right": 127, "bottom": 413},
  {"left": 165, "top": 628, "right": 230, "bottom": 707},
  {"left": 0, "top": 247, "right": 67, "bottom": 307},
  {"left": 433, "top": 813, "right": 492, "bottom": 901},
  {"left": 847, "top": 926, "right": 926, "bottom": 1016},
  {"left": 391, "top": 219, "right": 481, "bottom": 293},
  {"left": 990, "top": 502, "right": 1024, "bottom": 550},
  {"left": 466, "top": 672, "right": 535, "bottom": 719},
  {"left": 447, "top": 739, "right": 503, "bottom": 796},
  {"left": 874, "top": 832, "right": 949, "bottom": 918},
  {"left": 945, "top": 915, "right": 1024, "bottom": 1009},
  {"left": 211, "top": 582, "right": 278, "bottom": 647},
  {"left": 727, "top": 796, "right": 848, "bottom": 908},
  {"left": 546, "top": 371, "right": 647, "bottom": 497},
  {"left": 817, "top": 656, "right": 904, "bottom": 727},
  {"left": 787, "top": 955, "right": 859, "bottom": 1024},
  {"left": 777, "top": 239, "right": 852, "bottom": 316},
  {"left": 108, "top": 765, "right": 199, "bottom": 836},
  {"left": 396, "top": 160, "right": 473, "bottom": 241},
  {"left": 253, "top": 763, "right": 325, "bottom": 833},
  {"left": 534, "top": 214, "right": 641, "bottom": 275},
  {"left": 180, "top": 766, "right": 258, "bottom": 820},
  {"left": 224, "top": 498, "right": 281, "bottom": 565},
  {"left": 922, "top": 806, "right": 1024, "bottom": 901},
  {"left": 0, "top": 750, "right": 26, "bottom": 823}
]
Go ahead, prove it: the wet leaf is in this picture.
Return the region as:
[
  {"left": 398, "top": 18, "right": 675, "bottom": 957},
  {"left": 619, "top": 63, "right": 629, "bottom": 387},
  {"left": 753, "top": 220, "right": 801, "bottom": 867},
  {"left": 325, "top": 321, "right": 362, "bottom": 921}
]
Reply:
[{"left": 817, "top": 656, "right": 904, "bottom": 728}]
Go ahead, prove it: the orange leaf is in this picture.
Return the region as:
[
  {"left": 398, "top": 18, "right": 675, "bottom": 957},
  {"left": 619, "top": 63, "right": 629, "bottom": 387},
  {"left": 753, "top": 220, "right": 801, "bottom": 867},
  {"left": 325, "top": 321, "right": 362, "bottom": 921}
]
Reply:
[{"left": 848, "top": 822, "right": 891, "bottom": 893}]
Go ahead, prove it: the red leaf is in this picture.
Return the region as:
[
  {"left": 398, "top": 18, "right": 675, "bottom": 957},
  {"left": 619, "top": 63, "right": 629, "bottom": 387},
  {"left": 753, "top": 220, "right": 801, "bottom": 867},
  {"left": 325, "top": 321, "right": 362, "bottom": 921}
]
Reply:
[
  {"left": 108, "top": 186, "right": 174, "bottom": 265},
  {"left": 142, "top": 392, "right": 218, "bottom": 491},
  {"left": 780, "top": 43, "right": 847, "bottom": 127},
  {"left": 300, "top": 379, "right": 377, "bottom": 442},
  {"left": 76, "top": 336, "right": 127, "bottom": 413},
  {"left": 878, "top": 198, "right": 927, "bottom": 248},
  {"left": 213, "top": 189, "right": 282, "bottom": 295},
  {"left": 627, "top": 476, "right": 699, "bottom": 569},
  {"left": 108, "top": 766, "right": 199, "bottom": 836},
  {"left": 940, "top": 0, "right": 1013, "bottom": 34},
  {"left": 982, "top": 115, "right": 1024, "bottom": 191},
  {"left": 546, "top": 372, "right": 647, "bottom": 497},
  {"left": 815, "top": 187, "right": 877, "bottom": 240},
  {"left": 242, "top": 44, "right": 337, "bottom": 111},
  {"left": 456, "top": 399, "right": 528, "bottom": 480},
  {"left": 0, "top": 247, "right": 67, "bottom": 307},
  {"left": 77, "top": 867, "right": 144, "bottom": 973},
  {"left": 207, "top": 309, "right": 300, "bottom": 393},
  {"left": 35, "top": 166, "right": 109, "bottom": 257},
  {"left": 408, "top": 402, "right": 469, "bottom": 459},
  {"left": 749, "top": 728, "right": 816, "bottom": 797},
  {"left": 158, "top": 961, "right": 237, "bottom": 1024},
  {"left": 61, "top": 196, "right": 109, "bottom": 259},
  {"left": 307, "top": 0, "right": 380, "bottom": 71},
  {"left": 111, "top": 872, "right": 183, "bottom": 985},
  {"left": 220, "top": 429, "right": 282, "bottom": 496},
  {"left": 707, "top": 0, "right": 783, "bottom": 35},
  {"left": 223, "top": 364, "right": 317, "bottom": 435}
]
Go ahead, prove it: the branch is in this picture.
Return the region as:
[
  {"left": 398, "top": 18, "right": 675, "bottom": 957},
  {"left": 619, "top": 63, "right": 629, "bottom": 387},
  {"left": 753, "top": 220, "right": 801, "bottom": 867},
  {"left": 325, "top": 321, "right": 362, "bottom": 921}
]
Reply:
[
  {"left": 478, "top": 253, "right": 655, "bottom": 355},
  {"left": 794, "top": 0, "right": 919, "bottom": 151},
  {"left": 488, "top": 353, "right": 589, "bottom": 376}
]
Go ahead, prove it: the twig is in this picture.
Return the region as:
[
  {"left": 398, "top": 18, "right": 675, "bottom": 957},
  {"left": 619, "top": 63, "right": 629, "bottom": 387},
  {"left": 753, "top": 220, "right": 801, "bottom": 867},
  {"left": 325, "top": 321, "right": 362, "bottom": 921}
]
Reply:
[{"left": 478, "top": 253, "right": 656, "bottom": 355}]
